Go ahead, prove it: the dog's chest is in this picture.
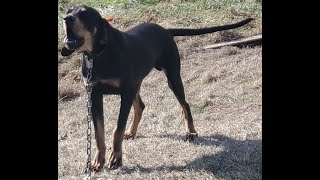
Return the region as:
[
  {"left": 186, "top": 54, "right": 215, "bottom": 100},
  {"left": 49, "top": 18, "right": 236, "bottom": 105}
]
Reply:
[
  {"left": 81, "top": 68, "right": 121, "bottom": 88},
  {"left": 80, "top": 57, "right": 122, "bottom": 92},
  {"left": 81, "top": 74, "right": 121, "bottom": 95}
]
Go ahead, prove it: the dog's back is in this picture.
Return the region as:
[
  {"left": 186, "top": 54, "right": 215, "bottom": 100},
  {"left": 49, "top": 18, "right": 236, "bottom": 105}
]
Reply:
[{"left": 123, "top": 23, "right": 177, "bottom": 76}]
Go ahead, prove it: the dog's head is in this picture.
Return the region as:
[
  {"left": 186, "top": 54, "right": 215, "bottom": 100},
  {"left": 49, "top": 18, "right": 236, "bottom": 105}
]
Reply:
[{"left": 61, "top": 5, "right": 107, "bottom": 56}]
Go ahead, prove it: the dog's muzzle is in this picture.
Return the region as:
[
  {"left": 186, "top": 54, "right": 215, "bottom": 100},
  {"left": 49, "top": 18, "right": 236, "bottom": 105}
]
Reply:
[
  {"left": 63, "top": 16, "right": 85, "bottom": 50},
  {"left": 63, "top": 35, "right": 84, "bottom": 50}
]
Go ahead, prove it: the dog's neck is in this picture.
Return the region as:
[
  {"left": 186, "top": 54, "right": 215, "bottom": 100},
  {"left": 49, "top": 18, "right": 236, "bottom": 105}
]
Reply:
[
  {"left": 89, "top": 20, "right": 123, "bottom": 60},
  {"left": 89, "top": 36, "right": 107, "bottom": 58},
  {"left": 90, "top": 42, "right": 106, "bottom": 58}
]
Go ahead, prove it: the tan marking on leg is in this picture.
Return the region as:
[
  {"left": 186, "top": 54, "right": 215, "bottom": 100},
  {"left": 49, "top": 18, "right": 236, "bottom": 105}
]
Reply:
[
  {"left": 95, "top": 119, "right": 106, "bottom": 152},
  {"left": 108, "top": 127, "right": 124, "bottom": 169},
  {"left": 124, "top": 94, "right": 144, "bottom": 139},
  {"left": 91, "top": 119, "right": 106, "bottom": 171},
  {"left": 180, "top": 103, "right": 197, "bottom": 140}
]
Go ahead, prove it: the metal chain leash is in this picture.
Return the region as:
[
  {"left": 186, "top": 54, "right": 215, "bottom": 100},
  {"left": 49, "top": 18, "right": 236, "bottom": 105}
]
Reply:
[{"left": 83, "top": 54, "right": 94, "bottom": 180}]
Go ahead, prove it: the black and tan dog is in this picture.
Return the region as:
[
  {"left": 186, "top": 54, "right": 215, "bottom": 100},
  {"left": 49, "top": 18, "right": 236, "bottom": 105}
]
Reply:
[{"left": 61, "top": 4, "right": 253, "bottom": 171}]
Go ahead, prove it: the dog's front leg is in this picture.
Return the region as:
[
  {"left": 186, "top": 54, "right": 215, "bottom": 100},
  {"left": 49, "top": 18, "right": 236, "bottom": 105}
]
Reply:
[
  {"left": 90, "top": 91, "right": 106, "bottom": 171},
  {"left": 108, "top": 90, "right": 134, "bottom": 169}
]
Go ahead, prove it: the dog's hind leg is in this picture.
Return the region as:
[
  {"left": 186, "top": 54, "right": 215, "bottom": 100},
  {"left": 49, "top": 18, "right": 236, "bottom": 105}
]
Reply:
[
  {"left": 124, "top": 91, "right": 145, "bottom": 140},
  {"left": 163, "top": 50, "right": 198, "bottom": 141},
  {"left": 166, "top": 72, "right": 198, "bottom": 141}
]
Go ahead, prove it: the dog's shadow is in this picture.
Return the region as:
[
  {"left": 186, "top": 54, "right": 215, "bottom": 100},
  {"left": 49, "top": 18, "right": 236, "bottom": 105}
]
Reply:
[{"left": 121, "top": 134, "right": 262, "bottom": 179}]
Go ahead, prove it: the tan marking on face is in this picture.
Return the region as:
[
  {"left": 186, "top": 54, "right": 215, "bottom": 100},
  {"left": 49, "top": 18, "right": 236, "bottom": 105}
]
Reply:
[{"left": 72, "top": 17, "right": 97, "bottom": 53}]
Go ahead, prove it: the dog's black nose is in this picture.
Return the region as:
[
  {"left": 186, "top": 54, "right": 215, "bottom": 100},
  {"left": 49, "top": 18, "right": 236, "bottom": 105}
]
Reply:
[{"left": 64, "top": 15, "right": 76, "bottom": 23}]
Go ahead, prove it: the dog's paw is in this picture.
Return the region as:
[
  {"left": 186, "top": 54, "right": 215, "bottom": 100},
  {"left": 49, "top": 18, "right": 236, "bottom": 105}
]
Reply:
[
  {"left": 107, "top": 151, "right": 122, "bottom": 169},
  {"left": 124, "top": 132, "right": 136, "bottom": 140},
  {"left": 186, "top": 132, "right": 198, "bottom": 141},
  {"left": 90, "top": 154, "right": 105, "bottom": 172}
]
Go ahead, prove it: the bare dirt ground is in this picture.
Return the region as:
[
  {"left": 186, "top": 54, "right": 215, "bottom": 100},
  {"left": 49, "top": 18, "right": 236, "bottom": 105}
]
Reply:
[{"left": 58, "top": 1, "right": 261, "bottom": 179}]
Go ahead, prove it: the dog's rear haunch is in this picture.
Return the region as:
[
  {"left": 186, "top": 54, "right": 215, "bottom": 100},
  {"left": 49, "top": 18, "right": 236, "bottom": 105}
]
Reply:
[{"left": 61, "top": 4, "right": 253, "bottom": 171}]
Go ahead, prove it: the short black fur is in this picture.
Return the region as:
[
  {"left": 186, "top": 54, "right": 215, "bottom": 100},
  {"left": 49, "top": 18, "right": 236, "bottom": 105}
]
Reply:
[{"left": 61, "top": 4, "right": 253, "bottom": 171}]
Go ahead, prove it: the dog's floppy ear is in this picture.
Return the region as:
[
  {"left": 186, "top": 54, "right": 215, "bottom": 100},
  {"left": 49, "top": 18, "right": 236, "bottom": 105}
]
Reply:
[
  {"left": 98, "top": 18, "right": 110, "bottom": 45},
  {"left": 61, "top": 47, "right": 75, "bottom": 56}
]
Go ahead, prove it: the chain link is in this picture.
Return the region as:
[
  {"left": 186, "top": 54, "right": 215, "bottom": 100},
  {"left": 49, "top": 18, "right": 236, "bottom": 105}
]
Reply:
[{"left": 83, "top": 54, "right": 94, "bottom": 180}]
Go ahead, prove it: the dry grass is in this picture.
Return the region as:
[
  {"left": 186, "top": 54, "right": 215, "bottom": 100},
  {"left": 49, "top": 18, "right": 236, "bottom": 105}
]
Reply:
[{"left": 58, "top": 1, "right": 261, "bottom": 179}]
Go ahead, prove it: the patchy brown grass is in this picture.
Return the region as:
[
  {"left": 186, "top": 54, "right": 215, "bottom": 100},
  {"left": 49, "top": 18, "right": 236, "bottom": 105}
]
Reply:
[{"left": 58, "top": 1, "right": 261, "bottom": 179}]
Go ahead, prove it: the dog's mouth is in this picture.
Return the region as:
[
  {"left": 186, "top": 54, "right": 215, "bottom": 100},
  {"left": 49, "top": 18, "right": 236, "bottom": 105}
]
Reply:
[{"left": 63, "top": 26, "right": 84, "bottom": 50}]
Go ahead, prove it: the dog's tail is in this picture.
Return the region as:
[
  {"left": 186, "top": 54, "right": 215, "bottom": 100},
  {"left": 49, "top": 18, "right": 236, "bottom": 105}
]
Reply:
[{"left": 168, "top": 18, "right": 253, "bottom": 36}]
